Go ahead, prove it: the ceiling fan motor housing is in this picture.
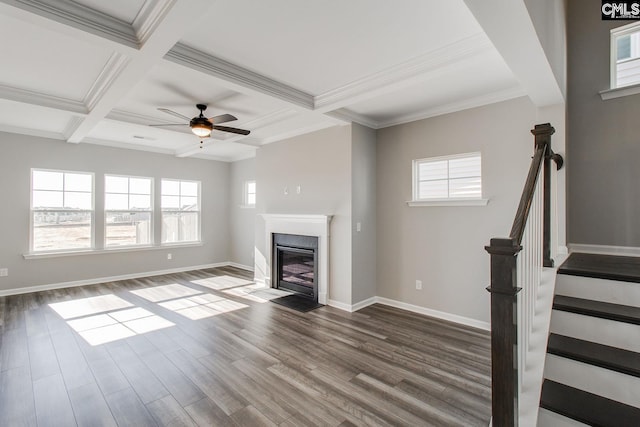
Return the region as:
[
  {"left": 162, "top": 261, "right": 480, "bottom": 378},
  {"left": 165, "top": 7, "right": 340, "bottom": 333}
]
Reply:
[{"left": 190, "top": 116, "right": 213, "bottom": 132}]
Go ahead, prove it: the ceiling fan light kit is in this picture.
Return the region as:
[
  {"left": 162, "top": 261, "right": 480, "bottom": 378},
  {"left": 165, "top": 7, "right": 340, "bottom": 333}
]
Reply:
[{"left": 150, "top": 103, "right": 250, "bottom": 140}]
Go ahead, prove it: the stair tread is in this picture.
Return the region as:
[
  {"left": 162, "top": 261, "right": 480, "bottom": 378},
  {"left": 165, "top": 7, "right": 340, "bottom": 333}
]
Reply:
[
  {"left": 548, "top": 333, "right": 640, "bottom": 377},
  {"left": 558, "top": 252, "right": 640, "bottom": 283},
  {"left": 554, "top": 295, "right": 640, "bottom": 325},
  {"left": 540, "top": 379, "right": 640, "bottom": 426}
]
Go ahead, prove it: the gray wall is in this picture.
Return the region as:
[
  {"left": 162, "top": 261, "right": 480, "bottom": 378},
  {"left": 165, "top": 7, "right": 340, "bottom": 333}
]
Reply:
[
  {"left": 0, "top": 132, "right": 230, "bottom": 292},
  {"left": 567, "top": 0, "right": 640, "bottom": 246},
  {"left": 351, "top": 123, "right": 377, "bottom": 304},
  {"left": 229, "top": 157, "right": 256, "bottom": 268},
  {"left": 254, "top": 125, "right": 353, "bottom": 305},
  {"left": 376, "top": 96, "right": 540, "bottom": 323}
]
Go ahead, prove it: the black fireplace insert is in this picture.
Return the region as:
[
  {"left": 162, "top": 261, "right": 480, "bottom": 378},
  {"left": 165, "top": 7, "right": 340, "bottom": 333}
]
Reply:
[{"left": 273, "top": 233, "right": 318, "bottom": 300}]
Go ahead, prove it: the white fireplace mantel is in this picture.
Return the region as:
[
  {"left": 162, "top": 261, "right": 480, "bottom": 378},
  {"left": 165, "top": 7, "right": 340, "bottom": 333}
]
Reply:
[{"left": 261, "top": 214, "right": 333, "bottom": 304}]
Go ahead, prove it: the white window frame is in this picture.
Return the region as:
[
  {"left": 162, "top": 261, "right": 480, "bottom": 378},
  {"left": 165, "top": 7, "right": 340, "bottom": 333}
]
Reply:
[
  {"left": 243, "top": 180, "right": 256, "bottom": 208},
  {"left": 30, "top": 168, "right": 95, "bottom": 253},
  {"left": 602, "top": 22, "right": 640, "bottom": 99},
  {"left": 104, "top": 174, "right": 154, "bottom": 248},
  {"left": 161, "top": 178, "right": 201, "bottom": 245},
  {"left": 408, "top": 152, "right": 488, "bottom": 207}
]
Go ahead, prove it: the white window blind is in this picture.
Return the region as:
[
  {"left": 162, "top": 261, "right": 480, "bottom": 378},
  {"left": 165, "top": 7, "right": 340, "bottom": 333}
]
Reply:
[{"left": 413, "top": 153, "right": 482, "bottom": 201}]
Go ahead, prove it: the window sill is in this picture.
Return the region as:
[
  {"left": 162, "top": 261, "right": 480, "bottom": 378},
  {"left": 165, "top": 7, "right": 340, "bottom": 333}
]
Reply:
[
  {"left": 24, "top": 242, "right": 203, "bottom": 259},
  {"left": 407, "top": 198, "right": 489, "bottom": 207},
  {"left": 600, "top": 82, "right": 640, "bottom": 100}
]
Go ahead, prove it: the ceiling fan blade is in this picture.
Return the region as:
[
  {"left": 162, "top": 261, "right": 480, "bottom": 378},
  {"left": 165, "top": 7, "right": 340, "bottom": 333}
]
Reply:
[
  {"left": 157, "top": 108, "right": 191, "bottom": 121},
  {"left": 212, "top": 125, "right": 250, "bottom": 136},
  {"left": 209, "top": 113, "right": 237, "bottom": 124},
  {"left": 149, "top": 123, "right": 188, "bottom": 127}
]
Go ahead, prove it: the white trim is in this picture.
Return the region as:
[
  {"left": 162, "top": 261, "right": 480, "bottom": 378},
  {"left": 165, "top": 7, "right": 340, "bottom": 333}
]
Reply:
[
  {"left": 325, "top": 295, "right": 490, "bottom": 330},
  {"left": 327, "top": 299, "right": 352, "bottom": 312},
  {"left": 260, "top": 214, "right": 333, "bottom": 305},
  {"left": 375, "top": 297, "right": 491, "bottom": 331},
  {"left": 0, "top": 262, "right": 229, "bottom": 297},
  {"left": 0, "top": 83, "right": 88, "bottom": 114},
  {"left": 600, "top": 82, "right": 640, "bottom": 100},
  {"left": 24, "top": 242, "right": 202, "bottom": 260},
  {"left": 227, "top": 262, "right": 254, "bottom": 272},
  {"left": 568, "top": 243, "right": 640, "bottom": 257},
  {"left": 351, "top": 296, "right": 378, "bottom": 312},
  {"left": 165, "top": 43, "right": 314, "bottom": 110},
  {"left": 407, "top": 199, "right": 489, "bottom": 207},
  {"left": 82, "top": 52, "right": 130, "bottom": 112}
]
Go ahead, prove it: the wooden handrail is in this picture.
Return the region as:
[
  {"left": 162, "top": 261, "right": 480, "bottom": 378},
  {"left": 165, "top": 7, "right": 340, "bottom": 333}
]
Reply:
[{"left": 485, "top": 123, "right": 563, "bottom": 426}]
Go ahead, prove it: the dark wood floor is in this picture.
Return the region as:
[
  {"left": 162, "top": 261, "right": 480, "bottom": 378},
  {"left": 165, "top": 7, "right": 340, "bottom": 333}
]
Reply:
[{"left": 0, "top": 266, "right": 491, "bottom": 426}]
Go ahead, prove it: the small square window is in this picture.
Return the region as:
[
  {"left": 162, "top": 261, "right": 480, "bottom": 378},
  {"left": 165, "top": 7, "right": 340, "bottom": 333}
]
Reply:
[
  {"left": 412, "top": 153, "right": 483, "bottom": 202},
  {"left": 611, "top": 22, "right": 640, "bottom": 88}
]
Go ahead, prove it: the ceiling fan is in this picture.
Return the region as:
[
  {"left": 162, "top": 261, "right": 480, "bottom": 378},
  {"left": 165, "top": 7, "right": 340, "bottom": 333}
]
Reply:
[{"left": 150, "top": 104, "right": 250, "bottom": 139}]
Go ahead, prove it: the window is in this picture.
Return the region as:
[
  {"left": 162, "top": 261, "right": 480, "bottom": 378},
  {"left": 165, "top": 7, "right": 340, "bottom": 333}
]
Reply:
[
  {"left": 411, "top": 152, "right": 485, "bottom": 206},
  {"left": 161, "top": 179, "right": 200, "bottom": 244},
  {"left": 31, "top": 169, "right": 93, "bottom": 252},
  {"left": 105, "top": 175, "right": 153, "bottom": 247},
  {"left": 611, "top": 23, "right": 640, "bottom": 88},
  {"left": 244, "top": 180, "right": 256, "bottom": 207}
]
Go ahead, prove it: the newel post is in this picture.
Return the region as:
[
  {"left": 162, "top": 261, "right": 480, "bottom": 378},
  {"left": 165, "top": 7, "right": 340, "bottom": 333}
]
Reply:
[{"left": 485, "top": 238, "right": 522, "bottom": 427}]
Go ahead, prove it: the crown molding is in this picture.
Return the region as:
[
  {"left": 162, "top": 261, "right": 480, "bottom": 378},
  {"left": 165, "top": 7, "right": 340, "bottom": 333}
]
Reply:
[
  {"left": 0, "top": 0, "right": 139, "bottom": 49},
  {"left": 83, "top": 52, "right": 130, "bottom": 111},
  {"left": 376, "top": 85, "right": 527, "bottom": 129},
  {"left": 106, "top": 109, "right": 165, "bottom": 126},
  {"left": 165, "top": 43, "right": 314, "bottom": 110},
  {"left": 132, "top": 0, "right": 175, "bottom": 45},
  {"left": 0, "top": 123, "right": 65, "bottom": 140},
  {"left": 0, "top": 84, "right": 87, "bottom": 114},
  {"left": 314, "top": 34, "right": 494, "bottom": 113},
  {"left": 325, "top": 108, "right": 379, "bottom": 129},
  {"left": 62, "top": 116, "right": 84, "bottom": 140},
  {"left": 259, "top": 121, "right": 338, "bottom": 145}
]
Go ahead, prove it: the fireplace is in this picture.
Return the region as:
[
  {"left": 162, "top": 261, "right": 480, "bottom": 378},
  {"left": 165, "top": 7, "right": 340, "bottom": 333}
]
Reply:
[
  {"left": 273, "top": 233, "right": 318, "bottom": 300},
  {"left": 260, "top": 214, "right": 332, "bottom": 304}
]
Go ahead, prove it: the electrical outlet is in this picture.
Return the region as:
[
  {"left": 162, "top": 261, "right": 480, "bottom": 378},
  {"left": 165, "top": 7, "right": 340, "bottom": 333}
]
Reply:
[
  {"left": 167, "top": 253, "right": 172, "bottom": 260},
  {"left": 415, "top": 280, "right": 422, "bottom": 290},
  {"left": 296, "top": 185, "right": 301, "bottom": 194},
  {"left": 0, "top": 268, "right": 7, "bottom": 277},
  {"left": 284, "top": 186, "right": 289, "bottom": 195},
  {"left": 356, "top": 222, "right": 362, "bottom": 232}
]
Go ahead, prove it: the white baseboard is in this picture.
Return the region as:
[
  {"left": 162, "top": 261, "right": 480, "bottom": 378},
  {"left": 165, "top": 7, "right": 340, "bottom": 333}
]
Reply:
[
  {"left": 568, "top": 243, "right": 640, "bottom": 257},
  {"left": 375, "top": 297, "right": 491, "bottom": 331},
  {"left": 226, "top": 262, "right": 254, "bottom": 272},
  {"left": 0, "top": 262, "right": 231, "bottom": 297},
  {"left": 326, "top": 295, "right": 489, "bottom": 331}
]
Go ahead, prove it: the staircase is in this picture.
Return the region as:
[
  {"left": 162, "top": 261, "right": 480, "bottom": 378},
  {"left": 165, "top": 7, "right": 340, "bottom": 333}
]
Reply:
[{"left": 537, "top": 252, "right": 640, "bottom": 426}]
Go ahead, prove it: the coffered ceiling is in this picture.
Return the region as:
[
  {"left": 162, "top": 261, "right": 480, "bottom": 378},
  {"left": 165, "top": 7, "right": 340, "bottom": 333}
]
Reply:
[{"left": 0, "top": 0, "right": 560, "bottom": 161}]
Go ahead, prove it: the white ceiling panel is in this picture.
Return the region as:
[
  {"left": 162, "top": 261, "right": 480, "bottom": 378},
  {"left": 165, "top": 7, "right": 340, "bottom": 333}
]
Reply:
[
  {"left": 347, "top": 50, "right": 524, "bottom": 126},
  {"left": 181, "top": 0, "right": 484, "bottom": 95},
  {"left": 0, "top": 0, "right": 547, "bottom": 162},
  {"left": 0, "top": 14, "right": 113, "bottom": 101}
]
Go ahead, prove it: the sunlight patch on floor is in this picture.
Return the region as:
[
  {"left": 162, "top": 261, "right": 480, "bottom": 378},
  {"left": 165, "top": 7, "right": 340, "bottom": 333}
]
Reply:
[
  {"left": 130, "top": 283, "right": 201, "bottom": 302},
  {"left": 191, "top": 275, "right": 254, "bottom": 290},
  {"left": 222, "top": 285, "right": 291, "bottom": 303},
  {"left": 49, "top": 295, "right": 175, "bottom": 346}
]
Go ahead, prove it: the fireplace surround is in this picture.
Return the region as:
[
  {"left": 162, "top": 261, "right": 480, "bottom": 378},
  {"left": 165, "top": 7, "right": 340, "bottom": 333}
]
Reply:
[{"left": 261, "top": 214, "right": 332, "bottom": 305}]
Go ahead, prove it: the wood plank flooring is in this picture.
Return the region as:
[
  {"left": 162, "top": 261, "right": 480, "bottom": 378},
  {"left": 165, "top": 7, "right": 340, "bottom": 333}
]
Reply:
[{"left": 0, "top": 266, "right": 491, "bottom": 426}]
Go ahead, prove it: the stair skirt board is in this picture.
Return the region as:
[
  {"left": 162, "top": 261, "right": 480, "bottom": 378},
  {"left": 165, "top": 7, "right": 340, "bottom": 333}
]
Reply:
[
  {"left": 556, "top": 274, "right": 640, "bottom": 307},
  {"left": 550, "top": 310, "right": 640, "bottom": 353},
  {"left": 538, "top": 407, "right": 590, "bottom": 427},
  {"left": 544, "top": 354, "right": 640, "bottom": 408}
]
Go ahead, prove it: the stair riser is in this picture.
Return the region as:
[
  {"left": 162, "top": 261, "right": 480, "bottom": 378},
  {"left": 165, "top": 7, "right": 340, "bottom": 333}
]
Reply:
[
  {"left": 556, "top": 274, "right": 640, "bottom": 306},
  {"left": 550, "top": 310, "right": 640, "bottom": 352},
  {"left": 544, "top": 354, "right": 640, "bottom": 408},
  {"left": 538, "top": 407, "right": 589, "bottom": 427}
]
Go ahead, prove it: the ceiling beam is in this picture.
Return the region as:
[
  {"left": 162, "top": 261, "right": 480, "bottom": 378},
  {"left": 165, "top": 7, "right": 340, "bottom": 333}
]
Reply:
[
  {"left": 463, "top": 0, "right": 564, "bottom": 106},
  {"left": 66, "top": 0, "right": 216, "bottom": 143}
]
